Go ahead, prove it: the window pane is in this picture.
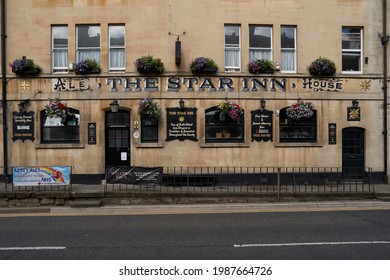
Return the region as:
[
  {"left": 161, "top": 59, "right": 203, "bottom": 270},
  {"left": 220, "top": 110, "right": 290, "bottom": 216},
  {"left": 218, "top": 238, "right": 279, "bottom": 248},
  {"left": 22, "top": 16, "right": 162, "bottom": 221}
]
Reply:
[
  {"left": 225, "top": 26, "right": 240, "bottom": 46},
  {"left": 109, "top": 25, "right": 125, "bottom": 47},
  {"left": 281, "top": 27, "right": 295, "bottom": 48},
  {"left": 249, "top": 26, "right": 271, "bottom": 48},
  {"left": 342, "top": 28, "right": 361, "bottom": 50},
  {"left": 281, "top": 50, "right": 295, "bottom": 71},
  {"left": 53, "top": 26, "right": 68, "bottom": 48},
  {"left": 77, "top": 25, "right": 100, "bottom": 48},
  {"left": 342, "top": 52, "right": 361, "bottom": 71}
]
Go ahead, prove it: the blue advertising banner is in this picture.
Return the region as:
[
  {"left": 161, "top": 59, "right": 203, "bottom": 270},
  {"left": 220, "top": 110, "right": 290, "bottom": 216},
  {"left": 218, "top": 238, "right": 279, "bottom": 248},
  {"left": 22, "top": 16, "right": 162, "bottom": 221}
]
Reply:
[{"left": 12, "top": 166, "right": 71, "bottom": 187}]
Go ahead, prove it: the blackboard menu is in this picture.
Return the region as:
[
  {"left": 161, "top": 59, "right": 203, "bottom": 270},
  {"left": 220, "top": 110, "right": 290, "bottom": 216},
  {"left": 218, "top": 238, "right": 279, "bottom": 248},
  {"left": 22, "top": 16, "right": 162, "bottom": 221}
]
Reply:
[
  {"left": 12, "top": 111, "right": 35, "bottom": 142},
  {"left": 251, "top": 109, "right": 273, "bottom": 142},
  {"left": 166, "top": 108, "right": 197, "bottom": 141}
]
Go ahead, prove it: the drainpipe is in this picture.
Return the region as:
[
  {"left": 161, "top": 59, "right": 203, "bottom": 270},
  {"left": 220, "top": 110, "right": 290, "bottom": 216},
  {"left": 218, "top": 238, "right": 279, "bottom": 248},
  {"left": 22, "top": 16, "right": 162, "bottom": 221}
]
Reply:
[
  {"left": 382, "top": 0, "right": 389, "bottom": 183},
  {"left": 1, "top": 0, "right": 7, "bottom": 185}
]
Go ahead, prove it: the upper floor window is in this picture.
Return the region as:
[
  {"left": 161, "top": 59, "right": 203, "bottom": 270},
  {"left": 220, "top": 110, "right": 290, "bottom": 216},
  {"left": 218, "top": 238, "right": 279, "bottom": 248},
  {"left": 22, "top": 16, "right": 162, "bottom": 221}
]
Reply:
[
  {"left": 109, "top": 25, "right": 125, "bottom": 71},
  {"left": 224, "top": 25, "right": 241, "bottom": 72},
  {"left": 342, "top": 27, "right": 363, "bottom": 74},
  {"left": 77, "top": 25, "right": 101, "bottom": 63},
  {"left": 249, "top": 25, "right": 272, "bottom": 61},
  {"left": 281, "top": 26, "right": 296, "bottom": 73},
  {"left": 52, "top": 26, "right": 68, "bottom": 73},
  {"left": 41, "top": 108, "right": 80, "bottom": 144}
]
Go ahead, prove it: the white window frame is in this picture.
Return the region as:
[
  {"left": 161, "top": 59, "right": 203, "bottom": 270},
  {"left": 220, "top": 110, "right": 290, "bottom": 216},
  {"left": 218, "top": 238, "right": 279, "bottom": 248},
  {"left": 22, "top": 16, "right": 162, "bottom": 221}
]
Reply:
[
  {"left": 109, "top": 25, "right": 126, "bottom": 72},
  {"left": 76, "top": 25, "right": 101, "bottom": 63},
  {"left": 342, "top": 27, "right": 363, "bottom": 74},
  {"left": 52, "top": 25, "right": 68, "bottom": 73},
  {"left": 280, "top": 26, "right": 297, "bottom": 73},
  {"left": 249, "top": 25, "right": 273, "bottom": 62},
  {"left": 224, "top": 25, "right": 241, "bottom": 72}
]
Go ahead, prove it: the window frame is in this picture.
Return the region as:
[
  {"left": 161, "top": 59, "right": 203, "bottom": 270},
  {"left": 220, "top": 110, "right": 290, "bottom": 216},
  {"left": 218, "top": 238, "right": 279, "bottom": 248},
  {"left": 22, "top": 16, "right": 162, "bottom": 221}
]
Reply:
[
  {"left": 342, "top": 27, "right": 363, "bottom": 74},
  {"left": 249, "top": 25, "right": 273, "bottom": 62},
  {"left": 41, "top": 108, "right": 80, "bottom": 144},
  {"left": 51, "top": 25, "right": 69, "bottom": 73},
  {"left": 76, "top": 24, "right": 101, "bottom": 64},
  {"left": 280, "top": 25, "right": 297, "bottom": 73},
  {"left": 279, "top": 108, "right": 317, "bottom": 143},
  {"left": 205, "top": 106, "right": 245, "bottom": 143},
  {"left": 224, "top": 25, "right": 241, "bottom": 72},
  {"left": 108, "top": 24, "right": 126, "bottom": 72}
]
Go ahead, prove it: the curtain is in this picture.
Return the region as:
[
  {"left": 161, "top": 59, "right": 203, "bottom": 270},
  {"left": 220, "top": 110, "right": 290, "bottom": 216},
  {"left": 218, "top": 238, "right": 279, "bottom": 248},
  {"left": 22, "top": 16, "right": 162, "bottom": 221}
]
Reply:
[
  {"left": 109, "top": 49, "right": 125, "bottom": 69},
  {"left": 53, "top": 49, "right": 68, "bottom": 69},
  {"left": 78, "top": 50, "right": 100, "bottom": 63},
  {"left": 281, "top": 50, "right": 295, "bottom": 71},
  {"left": 249, "top": 50, "right": 271, "bottom": 61},
  {"left": 225, "top": 48, "right": 240, "bottom": 68}
]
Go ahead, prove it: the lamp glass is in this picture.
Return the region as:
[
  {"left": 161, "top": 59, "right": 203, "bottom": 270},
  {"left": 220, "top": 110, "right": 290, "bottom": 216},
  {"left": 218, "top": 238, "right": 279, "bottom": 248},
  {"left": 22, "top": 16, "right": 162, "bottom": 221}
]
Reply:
[{"left": 110, "top": 100, "right": 119, "bottom": 113}]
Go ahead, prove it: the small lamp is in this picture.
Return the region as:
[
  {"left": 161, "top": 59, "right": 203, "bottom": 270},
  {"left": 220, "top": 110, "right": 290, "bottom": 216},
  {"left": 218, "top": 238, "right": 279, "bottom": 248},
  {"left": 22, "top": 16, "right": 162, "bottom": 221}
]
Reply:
[
  {"left": 260, "top": 98, "right": 266, "bottom": 110},
  {"left": 110, "top": 99, "right": 119, "bottom": 113},
  {"left": 352, "top": 99, "right": 359, "bottom": 108},
  {"left": 18, "top": 99, "right": 29, "bottom": 112},
  {"left": 179, "top": 98, "right": 185, "bottom": 109}
]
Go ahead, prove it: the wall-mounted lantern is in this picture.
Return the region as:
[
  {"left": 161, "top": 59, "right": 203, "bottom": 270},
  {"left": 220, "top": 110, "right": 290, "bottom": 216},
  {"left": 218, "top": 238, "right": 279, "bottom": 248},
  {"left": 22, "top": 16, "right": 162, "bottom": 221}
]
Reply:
[{"left": 110, "top": 99, "right": 119, "bottom": 113}]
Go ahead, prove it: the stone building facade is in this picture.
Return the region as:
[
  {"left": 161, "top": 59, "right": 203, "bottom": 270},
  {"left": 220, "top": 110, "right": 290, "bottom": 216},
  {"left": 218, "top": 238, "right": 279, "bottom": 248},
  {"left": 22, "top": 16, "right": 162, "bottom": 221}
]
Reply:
[{"left": 0, "top": 0, "right": 388, "bottom": 183}]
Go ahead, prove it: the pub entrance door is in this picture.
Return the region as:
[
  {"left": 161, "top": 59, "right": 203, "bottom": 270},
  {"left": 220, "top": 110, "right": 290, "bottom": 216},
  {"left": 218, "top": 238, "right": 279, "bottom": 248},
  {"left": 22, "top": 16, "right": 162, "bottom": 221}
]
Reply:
[
  {"left": 342, "top": 127, "right": 365, "bottom": 179},
  {"left": 105, "top": 110, "right": 130, "bottom": 167}
]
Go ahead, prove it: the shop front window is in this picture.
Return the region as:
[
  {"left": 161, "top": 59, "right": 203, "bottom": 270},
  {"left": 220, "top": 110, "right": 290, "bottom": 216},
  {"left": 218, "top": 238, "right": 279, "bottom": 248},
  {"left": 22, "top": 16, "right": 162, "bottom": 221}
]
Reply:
[
  {"left": 279, "top": 108, "right": 317, "bottom": 143},
  {"left": 41, "top": 108, "right": 80, "bottom": 144},
  {"left": 205, "top": 106, "right": 244, "bottom": 143}
]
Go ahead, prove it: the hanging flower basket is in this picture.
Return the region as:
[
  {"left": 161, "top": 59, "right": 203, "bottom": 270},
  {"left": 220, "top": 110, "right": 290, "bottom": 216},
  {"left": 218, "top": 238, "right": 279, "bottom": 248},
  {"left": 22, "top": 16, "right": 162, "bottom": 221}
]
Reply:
[
  {"left": 9, "top": 57, "right": 42, "bottom": 76},
  {"left": 308, "top": 57, "right": 336, "bottom": 76},
  {"left": 74, "top": 59, "right": 101, "bottom": 74},
  {"left": 45, "top": 99, "right": 69, "bottom": 119},
  {"left": 217, "top": 99, "right": 243, "bottom": 122},
  {"left": 190, "top": 57, "right": 218, "bottom": 74},
  {"left": 137, "top": 97, "right": 162, "bottom": 120},
  {"left": 248, "top": 58, "right": 275, "bottom": 74},
  {"left": 134, "top": 55, "right": 164, "bottom": 74},
  {"left": 286, "top": 99, "right": 316, "bottom": 119}
]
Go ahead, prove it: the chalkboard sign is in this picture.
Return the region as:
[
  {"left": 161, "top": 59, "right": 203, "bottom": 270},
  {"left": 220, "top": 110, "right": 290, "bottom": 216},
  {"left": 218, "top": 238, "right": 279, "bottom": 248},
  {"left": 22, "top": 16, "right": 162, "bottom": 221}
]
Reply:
[
  {"left": 12, "top": 111, "right": 35, "bottom": 142},
  {"left": 251, "top": 109, "right": 273, "bottom": 142},
  {"left": 166, "top": 107, "right": 198, "bottom": 141}
]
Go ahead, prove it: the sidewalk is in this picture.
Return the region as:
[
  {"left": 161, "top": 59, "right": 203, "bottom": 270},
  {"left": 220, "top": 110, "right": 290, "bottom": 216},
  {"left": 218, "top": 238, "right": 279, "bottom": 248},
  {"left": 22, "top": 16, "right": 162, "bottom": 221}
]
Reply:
[{"left": 0, "top": 182, "right": 389, "bottom": 216}]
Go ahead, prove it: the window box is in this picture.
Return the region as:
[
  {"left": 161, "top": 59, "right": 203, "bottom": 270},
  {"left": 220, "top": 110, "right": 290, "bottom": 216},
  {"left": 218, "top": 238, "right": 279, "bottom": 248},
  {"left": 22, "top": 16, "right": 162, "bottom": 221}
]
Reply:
[
  {"left": 9, "top": 57, "right": 42, "bottom": 76},
  {"left": 190, "top": 57, "right": 219, "bottom": 74},
  {"left": 248, "top": 58, "right": 275, "bottom": 74},
  {"left": 308, "top": 57, "right": 336, "bottom": 76},
  {"left": 134, "top": 55, "right": 164, "bottom": 74},
  {"left": 74, "top": 59, "right": 101, "bottom": 75}
]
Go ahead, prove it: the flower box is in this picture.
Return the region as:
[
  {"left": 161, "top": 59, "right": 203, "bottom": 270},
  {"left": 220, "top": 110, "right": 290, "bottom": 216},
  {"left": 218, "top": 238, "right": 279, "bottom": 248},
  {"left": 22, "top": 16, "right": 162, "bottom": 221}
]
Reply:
[
  {"left": 248, "top": 58, "right": 275, "bottom": 74},
  {"left": 308, "top": 57, "right": 336, "bottom": 76},
  {"left": 190, "top": 57, "right": 219, "bottom": 74},
  {"left": 9, "top": 57, "right": 41, "bottom": 76},
  {"left": 74, "top": 59, "right": 101, "bottom": 75},
  {"left": 134, "top": 55, "right": 164, "bottom": 74}
]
